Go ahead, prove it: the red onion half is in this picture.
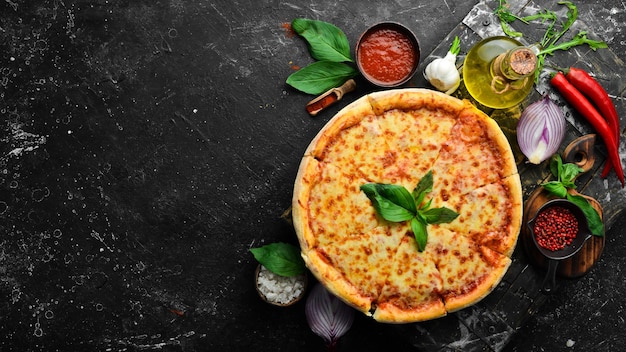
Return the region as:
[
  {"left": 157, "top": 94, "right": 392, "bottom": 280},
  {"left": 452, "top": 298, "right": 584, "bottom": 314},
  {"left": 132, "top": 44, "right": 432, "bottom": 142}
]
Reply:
[
  {"left": 305, "top": 283, "right": 354, "bottom": 350},
  {"left": 517, "top": 95, "right": 566, "bottom": 164}
]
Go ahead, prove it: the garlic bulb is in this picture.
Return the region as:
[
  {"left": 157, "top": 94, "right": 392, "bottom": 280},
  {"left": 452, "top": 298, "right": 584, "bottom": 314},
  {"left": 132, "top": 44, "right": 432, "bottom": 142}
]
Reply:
[{"left": 424, "top": 36, "right": 461, "bottom": 94}]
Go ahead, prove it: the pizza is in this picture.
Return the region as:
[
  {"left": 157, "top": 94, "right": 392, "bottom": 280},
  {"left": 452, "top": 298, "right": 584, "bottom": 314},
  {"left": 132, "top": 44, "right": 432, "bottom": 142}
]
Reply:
[{"left": 292, "top": 88, "right": 522, "bottom": 323}]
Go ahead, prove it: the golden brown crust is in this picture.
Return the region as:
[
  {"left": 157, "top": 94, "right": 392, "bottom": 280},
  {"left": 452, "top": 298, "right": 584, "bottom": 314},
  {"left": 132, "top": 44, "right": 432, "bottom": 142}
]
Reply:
[
  {"left": 291, "top": 155, "right": 317, "bottom": 253},
  {"left": 292, "top": 89, "right": 521, "bottom": 323},
  {"left": 303, "top": 249, "right": 374, "bottom": 314},
  {"left": 367, "top": 88, "right": 466, "bottom": 116},
  {"left": 426, "top": 227, "right": 511, "bottom": 313},
  {"left": 373, "top": 235, "right": 447, "bottom": 323},
  {"left": 443, "top": 247, "right": 511, "bottom": 313},
  {"left": 303, "top": 94, "right": 376, "bottom": 160}
]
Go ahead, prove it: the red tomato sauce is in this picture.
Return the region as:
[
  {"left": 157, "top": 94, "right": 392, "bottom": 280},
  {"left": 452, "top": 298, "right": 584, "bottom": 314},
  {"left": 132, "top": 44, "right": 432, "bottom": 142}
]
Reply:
[{"left": 357, "top": 28, "right": 417, "bottom": 85}]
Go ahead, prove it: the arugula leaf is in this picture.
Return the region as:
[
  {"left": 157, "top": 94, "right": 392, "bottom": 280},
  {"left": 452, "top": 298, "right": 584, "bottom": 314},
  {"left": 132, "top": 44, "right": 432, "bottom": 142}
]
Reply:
[
  {"left": 495, "top": 1, "right": 607, "bottom": 83},
  {"left": 495, "top": 0, "right": 523, "bottom": 37},
  {"left": 286, "top": 61, "right": 358, "bottom": 95},
  {"left": 541, "top": 1, "right": 577, "bottom": 48},
  {"left": 538, "top": 31, "right": 608, "bottom": 57},
  {"left": 361, "top": 170, "right": 459, "bottom": 252},
  {"left": 250, "top": 242, "right": 306, "bottom": 277},
  {"left": 291, "top": 18, "right": 353, "bottom": 63}
]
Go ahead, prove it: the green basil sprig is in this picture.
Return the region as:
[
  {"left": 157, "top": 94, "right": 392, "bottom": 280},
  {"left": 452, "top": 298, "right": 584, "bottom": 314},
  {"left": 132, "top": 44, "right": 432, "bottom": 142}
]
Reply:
[
  {"left": 360, "top": 171, "right": 459, "bottom": 252},
  {"left": 542, "top": 155, "right": 604, "bottom": 236},
  {"left": 291, "top": 18, "right": 353, "bottom": 63},
  {"left": 287, "top": 18, "right": 358, "bottom": 95},
  {"left": 286, "top": 61, "right": 357, "bottom": 95},
  {"left": 250, "top": 242, "right": 306, "bottom": 277}
]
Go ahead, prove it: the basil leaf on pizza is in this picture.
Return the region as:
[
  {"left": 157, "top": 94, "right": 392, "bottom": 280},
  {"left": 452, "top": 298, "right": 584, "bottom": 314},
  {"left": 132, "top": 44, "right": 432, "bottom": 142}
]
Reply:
[
  {"left": 361, "top": 171, "right": 459, "bottom": 251},
  {"left": 412, "top": 170, "right": 434, "bottom": 205},
  {"left": 421, "top": 207, "right": 460, "bottom": 224},
  {"left": 375, "top": 184, "right": 418, "bottom": 214},
  {"left": 411, "top": 217, "right": 428, "bottom": 252},
  {"left": 360, "top": 183, "right": 415, "bottom": 222}
]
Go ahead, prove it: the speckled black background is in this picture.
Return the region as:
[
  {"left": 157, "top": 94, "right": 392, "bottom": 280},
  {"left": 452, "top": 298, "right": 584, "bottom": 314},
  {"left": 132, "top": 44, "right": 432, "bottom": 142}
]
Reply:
[{"left": 1, "top": 0, "right": 625, "bottom": 351}]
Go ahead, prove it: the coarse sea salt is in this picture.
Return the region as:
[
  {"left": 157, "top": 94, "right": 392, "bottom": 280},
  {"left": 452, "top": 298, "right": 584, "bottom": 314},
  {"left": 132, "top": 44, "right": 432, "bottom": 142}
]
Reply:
[{"left": 257, "top": 265, "right": 306, "bottom": 305}]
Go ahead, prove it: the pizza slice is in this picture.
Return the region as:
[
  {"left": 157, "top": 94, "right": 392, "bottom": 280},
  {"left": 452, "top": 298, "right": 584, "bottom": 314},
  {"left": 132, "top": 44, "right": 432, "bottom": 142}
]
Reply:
[
  {"left": 292, "top": 157, "right": 379, "bottom": 252},
  {"left": 375, "top": 106, "right": 459, "bottom": 190},
  {"left": 303, "top": 95, "right": 399, "bottom": 184},
  {"left": 430, "top": 103, "right": 518, "bottom": 197},
  {"left": 426, "top": 226, "right": 511, "bottom": 312},
  {"left": 432, "top": 174, "right": 522, "bottom": 257},
  {"left": 303, "top": 224, "right": 407, "bottom": 315},
  {"left": 373, "top": 232, "right": 447, "bottom": 323}
]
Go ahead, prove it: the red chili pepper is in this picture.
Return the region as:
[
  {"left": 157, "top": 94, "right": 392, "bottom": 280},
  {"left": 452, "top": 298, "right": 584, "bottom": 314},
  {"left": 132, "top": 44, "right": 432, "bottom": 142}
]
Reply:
[
  {"left": 550, "top": 71, "right": 625, "bottom": 187},
  {"left": 564, "top": 67, "right": 621, "bottom": 178}
]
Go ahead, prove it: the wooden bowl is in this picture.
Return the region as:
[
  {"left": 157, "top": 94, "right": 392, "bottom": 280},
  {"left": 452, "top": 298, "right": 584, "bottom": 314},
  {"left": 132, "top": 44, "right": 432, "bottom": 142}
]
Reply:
[{"left": 255, "top": 264, "right": 307, "bottom": 307}]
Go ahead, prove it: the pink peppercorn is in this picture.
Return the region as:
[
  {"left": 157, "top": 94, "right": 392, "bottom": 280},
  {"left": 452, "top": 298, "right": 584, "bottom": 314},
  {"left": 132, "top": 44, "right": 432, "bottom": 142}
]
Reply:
[{"left": 533, "top": 206, "right": 579, "bottom": 251}]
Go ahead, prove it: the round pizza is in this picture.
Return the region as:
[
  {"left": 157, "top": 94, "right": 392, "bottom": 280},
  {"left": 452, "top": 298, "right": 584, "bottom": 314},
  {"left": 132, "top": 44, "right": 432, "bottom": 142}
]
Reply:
[{"left": 292, "top": 88, "right": 522, "bottom": 323}]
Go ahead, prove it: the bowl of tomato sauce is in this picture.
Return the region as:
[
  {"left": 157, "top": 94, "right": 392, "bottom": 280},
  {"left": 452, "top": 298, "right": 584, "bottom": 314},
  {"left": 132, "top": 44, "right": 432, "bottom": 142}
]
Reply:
[{"left": 355, "top": 22, "right": 420, "bottom": 87}]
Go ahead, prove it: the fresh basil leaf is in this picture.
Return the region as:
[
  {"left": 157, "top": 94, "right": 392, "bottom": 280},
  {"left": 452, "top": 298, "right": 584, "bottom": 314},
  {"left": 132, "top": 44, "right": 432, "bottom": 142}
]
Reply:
[
  {"left": 291, "top": 18, "right": 353, "bottom": 63},
  {"left": 549, "top": 154, "right": 563, "bottom": 180},
  {"left": 360, "top": 184, "right": 415, "bottom": 222},
  {"left": 542, "top": 180, "right": 568, "bottom": 198},
  {"left": 420, "top": 198, "right": 433, "bottom": 211},
  {"left": 250, "top": 242, "right": 306, "bottom": 277},
  {"left": 566, "top": 194, "right": 604, "bottom": 237},
  {"left": 413, "top": 170, "right": 434, "bottom": 205},
  {"left": 560, "top": 163, "right": 583, "bottom": 183},
  {"left": 421, "top": 207, "right": 459, "bottom": 224},
  {"left": 411, "top": 217, "right": 428, "bottom": 252},
  {"left": 376, "top": 184, "right": 418, "bottom": 214},
  {"left": 286, "top": 61, "right": 358, "bottom": 95},
  {"left": 561, "top": 180, "right": 577, "bottom": 189}
]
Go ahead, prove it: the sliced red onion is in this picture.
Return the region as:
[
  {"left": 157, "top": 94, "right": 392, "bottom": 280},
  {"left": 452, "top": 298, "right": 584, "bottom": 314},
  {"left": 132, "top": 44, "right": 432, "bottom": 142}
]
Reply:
[
  {"left": 305, "top": 282, "right": 354, "bottom": 349},
  {"left": 517, "top": 95, "right": 566, "bottom": 164}
]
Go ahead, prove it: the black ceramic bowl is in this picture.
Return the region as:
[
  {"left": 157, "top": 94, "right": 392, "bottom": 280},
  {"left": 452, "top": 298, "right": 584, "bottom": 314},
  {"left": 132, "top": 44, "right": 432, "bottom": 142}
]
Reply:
[
  {"left": 527, "top": 198, "right": 591, "bottom": 261},
  {"left": 355, "top": 22, "right": 420, "bottom": 87}
]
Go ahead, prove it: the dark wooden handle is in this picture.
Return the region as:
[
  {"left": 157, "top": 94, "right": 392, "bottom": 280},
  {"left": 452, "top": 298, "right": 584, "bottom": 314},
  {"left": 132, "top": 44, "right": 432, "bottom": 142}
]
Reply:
[{"left": 562, "top": 134, "right": 596, "bottom": 173}]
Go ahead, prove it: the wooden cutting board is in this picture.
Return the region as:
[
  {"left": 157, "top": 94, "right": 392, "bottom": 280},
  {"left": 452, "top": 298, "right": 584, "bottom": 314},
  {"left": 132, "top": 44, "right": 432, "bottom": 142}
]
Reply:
[{"left": 521, "top": 135, "right": 605, "bottom": 278}]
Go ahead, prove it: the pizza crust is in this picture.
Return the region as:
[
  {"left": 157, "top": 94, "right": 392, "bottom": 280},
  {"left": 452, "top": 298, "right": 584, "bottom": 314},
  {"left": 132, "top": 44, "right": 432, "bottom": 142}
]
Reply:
[{"left": 292, "top": 88, "right": 522, "bottom": 323}]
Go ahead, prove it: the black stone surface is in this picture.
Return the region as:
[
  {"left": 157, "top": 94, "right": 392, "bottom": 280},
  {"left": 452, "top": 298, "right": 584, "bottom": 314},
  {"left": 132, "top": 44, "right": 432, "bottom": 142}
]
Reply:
[{"left": 1, "top": 1, "right": 625, "bottom": 351}]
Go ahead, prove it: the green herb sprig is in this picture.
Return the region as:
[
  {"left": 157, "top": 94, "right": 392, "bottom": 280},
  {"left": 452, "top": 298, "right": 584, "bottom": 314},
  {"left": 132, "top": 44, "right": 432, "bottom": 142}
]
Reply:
[
  {"left": 495, "top": 0, "right": 607, "bottom": 83},
  {"left": 250, "top": 242, "right": 306, "bottom": 277},
  {"left": 542, "top": 155, "right": 604, "bottom": 236},
  {"left": 360, "top": 171, "right": 459, "bottom": 252},
  {"left": 287, "top": 18, "right": 358, "bottom": 95}
]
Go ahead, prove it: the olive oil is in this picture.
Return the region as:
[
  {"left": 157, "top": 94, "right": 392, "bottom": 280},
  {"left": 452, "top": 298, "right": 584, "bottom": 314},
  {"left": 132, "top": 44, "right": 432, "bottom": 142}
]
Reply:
[{"left": 462, "top": 36, "right": 537, "bottom": 109}]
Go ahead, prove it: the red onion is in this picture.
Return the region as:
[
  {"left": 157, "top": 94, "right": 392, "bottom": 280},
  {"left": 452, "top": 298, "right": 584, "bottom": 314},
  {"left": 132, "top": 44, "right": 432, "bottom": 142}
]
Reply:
[
  {"left": 517, "top": 95, "right": 566, "bottom": 164},
  {"left": 305, "top": 283, "right": 354, "bottom": 350}
]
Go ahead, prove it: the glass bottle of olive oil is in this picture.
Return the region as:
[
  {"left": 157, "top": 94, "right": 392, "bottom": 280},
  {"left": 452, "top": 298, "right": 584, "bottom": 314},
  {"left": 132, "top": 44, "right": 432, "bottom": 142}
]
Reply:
[{"left": 462, "top": 36, "right": 537, "bottom": 109}]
